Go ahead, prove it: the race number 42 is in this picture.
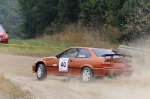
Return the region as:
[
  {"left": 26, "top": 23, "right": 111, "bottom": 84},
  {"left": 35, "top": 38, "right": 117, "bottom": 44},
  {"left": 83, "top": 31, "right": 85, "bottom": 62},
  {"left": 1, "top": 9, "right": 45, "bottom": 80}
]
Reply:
[{"left": 59, "top": 58, "right": 69, "bottom": 72}]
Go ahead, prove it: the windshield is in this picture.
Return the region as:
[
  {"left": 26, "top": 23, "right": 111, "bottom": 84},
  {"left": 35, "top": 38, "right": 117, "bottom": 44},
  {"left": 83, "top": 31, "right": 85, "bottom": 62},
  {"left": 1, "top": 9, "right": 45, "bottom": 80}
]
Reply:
[
  {"left": 92, "top": 49, "right": 115, "bottom": 57},
  {"left": 0, "top": 25, "right": 5, "bottom": 33}
]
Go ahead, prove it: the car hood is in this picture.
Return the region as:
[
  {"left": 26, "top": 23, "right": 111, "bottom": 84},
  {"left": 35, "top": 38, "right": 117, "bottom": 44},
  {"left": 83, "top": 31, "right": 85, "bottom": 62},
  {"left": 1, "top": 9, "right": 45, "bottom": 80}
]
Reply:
[
  {"left": 0, "top": 32, "right": 7, "bottom": 36},
  {"left": 36, "top": 56, "right": 56, "bottom": 61}
]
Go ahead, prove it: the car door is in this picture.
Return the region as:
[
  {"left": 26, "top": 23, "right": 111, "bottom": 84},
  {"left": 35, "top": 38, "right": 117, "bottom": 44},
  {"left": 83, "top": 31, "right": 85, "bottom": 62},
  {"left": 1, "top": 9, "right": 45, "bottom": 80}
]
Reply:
[
  {"left": 72, "top": 49, "right": 92, "bottom": 76},
  {"left": 52, "top": 48, "right": 80, "bottom": 75}
]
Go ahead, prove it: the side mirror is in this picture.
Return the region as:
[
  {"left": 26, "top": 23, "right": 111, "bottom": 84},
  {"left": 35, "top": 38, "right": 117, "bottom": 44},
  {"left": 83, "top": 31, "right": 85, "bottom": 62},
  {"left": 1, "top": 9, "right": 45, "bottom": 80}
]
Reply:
[{"left": 56, "top": 54, "right": 60, "bottom": 58}]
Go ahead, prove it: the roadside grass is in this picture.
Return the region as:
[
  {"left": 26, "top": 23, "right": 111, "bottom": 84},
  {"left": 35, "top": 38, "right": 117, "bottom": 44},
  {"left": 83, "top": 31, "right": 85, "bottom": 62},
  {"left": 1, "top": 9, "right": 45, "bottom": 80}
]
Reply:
[
  {"left": 0, "top": 25, "right": 122, "bottom": 57},
  {"left": 9, "top": 39, "right": 72, "bottom": 46},
  {"left": 0, "top": 39, "right": 74, "bottom": 57},
  {"left": 0, "top": 45, "right": 63, "bottom": 57},
  {"left": 44, "top": 24, "right": 120, "bottom": 49},
  {"left": 0, "top": 74, "right": 32, "bottom": 99}
]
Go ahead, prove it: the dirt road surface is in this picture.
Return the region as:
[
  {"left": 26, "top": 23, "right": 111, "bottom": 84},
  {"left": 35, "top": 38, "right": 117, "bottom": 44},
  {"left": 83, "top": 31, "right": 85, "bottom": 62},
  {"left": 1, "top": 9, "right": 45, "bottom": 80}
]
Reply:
[{"left": 0, "top": 53, "right": 150, "bottom": 99}]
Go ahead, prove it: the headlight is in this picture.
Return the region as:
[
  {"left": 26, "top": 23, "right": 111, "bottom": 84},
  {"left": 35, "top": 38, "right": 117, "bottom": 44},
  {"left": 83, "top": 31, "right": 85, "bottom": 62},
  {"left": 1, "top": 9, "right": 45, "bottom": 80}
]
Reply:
[{"left": 4, "top": 35, "right": 8, "bottom": 38}]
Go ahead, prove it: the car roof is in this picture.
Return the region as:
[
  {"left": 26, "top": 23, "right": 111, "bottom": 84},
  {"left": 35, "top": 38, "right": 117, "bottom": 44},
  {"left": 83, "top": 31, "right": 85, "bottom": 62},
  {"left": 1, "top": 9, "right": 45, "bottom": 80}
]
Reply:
[{"left": 69, "top": 47, "right": 108, "bottom": 50}]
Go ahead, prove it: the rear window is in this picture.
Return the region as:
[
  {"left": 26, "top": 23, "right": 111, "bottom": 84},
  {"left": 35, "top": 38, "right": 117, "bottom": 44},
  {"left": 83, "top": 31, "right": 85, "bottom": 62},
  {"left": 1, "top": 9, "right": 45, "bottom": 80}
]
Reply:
[
  {"left": 92, "top": 49, "right": 115, "bottom": 57},
  {"left": 77, "top": 49, "right": 91, "bottom": 58},
  {"left": 0, "top": 25, "right": 5, "bottom": 33}
]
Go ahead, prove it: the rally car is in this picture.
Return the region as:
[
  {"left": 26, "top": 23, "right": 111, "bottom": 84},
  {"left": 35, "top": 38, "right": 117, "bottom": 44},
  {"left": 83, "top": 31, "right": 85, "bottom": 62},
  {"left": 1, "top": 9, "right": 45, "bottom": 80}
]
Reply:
[
  {"left": 32, "top": 47, "right": 132, "bottom": 82},
  {"left": 0, "top": 25, "right": 8, "bottom": 44}
]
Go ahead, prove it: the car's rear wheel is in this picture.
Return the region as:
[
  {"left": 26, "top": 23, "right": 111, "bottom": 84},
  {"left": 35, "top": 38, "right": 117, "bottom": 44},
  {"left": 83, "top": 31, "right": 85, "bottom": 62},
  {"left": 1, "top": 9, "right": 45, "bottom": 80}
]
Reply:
[
  {"left": 81, "top": 67, "right": 94, "bottom": 83},
  {"left": 37, "top": 64, "right": 47, "bottom": 81}
]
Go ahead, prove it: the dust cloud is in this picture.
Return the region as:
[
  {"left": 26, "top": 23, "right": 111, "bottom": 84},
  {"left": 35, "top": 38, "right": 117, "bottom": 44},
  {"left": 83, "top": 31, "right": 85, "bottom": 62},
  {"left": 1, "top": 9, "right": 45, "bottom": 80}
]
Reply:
[
  {"left": 10, "top": 54, "right": 150, "bottom": 99},
  {"left": 58, "top": 54, "right": 150, "bottom": 99},
  {"left": 59, "top": 40, "right": 150, "bottom": 99}
]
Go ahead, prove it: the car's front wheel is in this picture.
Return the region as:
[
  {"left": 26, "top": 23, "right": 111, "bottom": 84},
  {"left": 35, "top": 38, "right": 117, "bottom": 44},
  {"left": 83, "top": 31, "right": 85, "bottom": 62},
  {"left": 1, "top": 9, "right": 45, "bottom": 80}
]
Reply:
[
  {"left": 81, "top": 67, "right": 94, "bottom": 83},
  {"left": 36, "top": 64, "right": 47, "bottom": 81}
]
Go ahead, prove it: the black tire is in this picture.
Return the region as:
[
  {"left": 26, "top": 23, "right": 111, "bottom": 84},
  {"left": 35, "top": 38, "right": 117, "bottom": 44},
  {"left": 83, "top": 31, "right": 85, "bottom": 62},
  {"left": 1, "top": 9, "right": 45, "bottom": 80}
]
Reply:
[
  {"left": 81, "top": 67, "right": 94, "bottom": 83},
  {"left": 36, "top": 64, "right": 47, "bottom": 81}
]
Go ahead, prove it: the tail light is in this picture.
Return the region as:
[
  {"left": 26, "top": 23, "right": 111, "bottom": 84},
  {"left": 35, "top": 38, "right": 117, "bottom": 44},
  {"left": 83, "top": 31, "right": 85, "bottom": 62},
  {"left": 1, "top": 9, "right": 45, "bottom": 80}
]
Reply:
[
  {"left": 101, "top": 62, "right": 111, "bottom": 67},
  {"left": 127, "top": 62, "right": 132, "bottom": 68},
  {"left": 127, "top": 62, "right": 132, "bottom": 66}
]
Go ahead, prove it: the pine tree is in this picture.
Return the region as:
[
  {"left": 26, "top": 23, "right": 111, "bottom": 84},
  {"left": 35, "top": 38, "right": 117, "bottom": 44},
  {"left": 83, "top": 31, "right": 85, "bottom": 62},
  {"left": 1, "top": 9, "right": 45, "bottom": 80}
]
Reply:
[
  {"left": 57, "top": 0, "right": 79, "bottom": 24},
  {"left": 18, "top": 0, "right": 59, "bottom": 39}
]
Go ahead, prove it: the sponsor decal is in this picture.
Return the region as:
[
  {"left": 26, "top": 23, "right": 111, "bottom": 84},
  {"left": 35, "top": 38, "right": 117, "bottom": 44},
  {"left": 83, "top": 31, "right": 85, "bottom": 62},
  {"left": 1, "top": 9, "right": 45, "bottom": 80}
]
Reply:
[{"left": 52, "top": 64, "right": 57, "bottom": 66}]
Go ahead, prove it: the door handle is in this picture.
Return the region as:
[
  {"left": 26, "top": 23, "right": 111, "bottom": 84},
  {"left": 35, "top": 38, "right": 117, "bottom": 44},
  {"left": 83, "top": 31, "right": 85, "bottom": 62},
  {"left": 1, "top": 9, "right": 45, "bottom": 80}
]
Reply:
[{"left": 69, "top": 60, "right": 73, "bottom": 62}]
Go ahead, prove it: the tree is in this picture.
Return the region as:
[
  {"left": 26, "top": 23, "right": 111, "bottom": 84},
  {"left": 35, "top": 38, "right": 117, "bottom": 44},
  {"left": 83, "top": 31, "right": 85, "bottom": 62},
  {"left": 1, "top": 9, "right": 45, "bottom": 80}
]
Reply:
[
  {"left": 80, "top": 0, "right": 123, "bottom": 28},
  {"left": 125, "top": 0, "right": 150, "bottom": 39},
  {"left": 57, "top": 0, "right": 80, "bottom": 24},
  {"left": 0, "top": 0, "right": 22, "bottom": 38},
  {"left": 18, "top": 0, "right": 59, "bottom": 39},
  {"left": 18, "top": 0, "right": 38, "bottom": 38},
  {"left": 35, "top": 0, "right": 59, "bottom": 36},
  {"left": 114, "top": 0, "right": 150, "bottom": 42}
]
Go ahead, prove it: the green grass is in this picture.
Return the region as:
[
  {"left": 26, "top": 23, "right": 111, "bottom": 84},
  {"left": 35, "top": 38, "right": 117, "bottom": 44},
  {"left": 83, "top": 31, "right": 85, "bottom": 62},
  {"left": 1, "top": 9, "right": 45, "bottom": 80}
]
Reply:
[
  {"left": 0, "top": 39, "right": 75, "bottom": 57},
  {"left": 9, "top": 39, "right": 73, "bottom": 47}
]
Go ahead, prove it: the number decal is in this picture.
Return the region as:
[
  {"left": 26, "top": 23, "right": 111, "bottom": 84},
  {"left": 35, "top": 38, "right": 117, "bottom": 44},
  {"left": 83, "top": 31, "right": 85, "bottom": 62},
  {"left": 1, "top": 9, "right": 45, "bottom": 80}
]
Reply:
[
  {"left": 61, "top": 62, "right": 66, "bottom": 67},
  {"left": 59, "top": 58, "right": 69, "bottom": 72}
]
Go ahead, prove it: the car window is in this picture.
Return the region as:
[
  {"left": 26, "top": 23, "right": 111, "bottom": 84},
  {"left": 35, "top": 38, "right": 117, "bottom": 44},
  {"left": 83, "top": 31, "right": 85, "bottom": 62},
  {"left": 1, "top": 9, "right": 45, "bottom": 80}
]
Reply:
[
  {"left": 92, "top": 49, "right": 116, "bottom": 57},
  {"left": 77, "top": 49, "right": 91, "bottom": 58},
  {"left": 0, "top": 25, "right": 5, "bottom": 33},
  {"left": 60, "top": 48, "right": 79, "bottom": 58}
]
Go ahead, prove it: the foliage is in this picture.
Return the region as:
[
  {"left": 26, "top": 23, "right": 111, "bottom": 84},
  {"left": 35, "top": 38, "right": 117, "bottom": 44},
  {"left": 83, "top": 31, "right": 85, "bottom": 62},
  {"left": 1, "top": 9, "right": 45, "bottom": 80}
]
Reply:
[
  {"left": 80, "top": 0, "right": 106, "bottom": 27},
  {"left": 0, "top": 0, "right": 22, "bottom": 38},
  {"left": 119, "top": 0, "right": 150, "bottom": 42},
  {"left": 0, "top": 0, "right": 149, "bottom": 42},
  {"left": 58, "top": 0, "right": 79, "bottom": 24},
  {"left": 80, "top": 0, "right": 123, "bottom": 28},
  {"left": 17, "top": 0, "right": 59, "bottom": 39},
  {"left": 45, "top": 0, "right": 80, "bottom": 35}
]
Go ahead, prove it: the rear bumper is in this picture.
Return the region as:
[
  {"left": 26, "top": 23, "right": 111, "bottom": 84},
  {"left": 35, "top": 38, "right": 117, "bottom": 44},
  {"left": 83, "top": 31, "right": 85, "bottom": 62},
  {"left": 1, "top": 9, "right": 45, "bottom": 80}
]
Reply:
[{"left": 92, "top": 68, "right": 133, "bottom": 76}]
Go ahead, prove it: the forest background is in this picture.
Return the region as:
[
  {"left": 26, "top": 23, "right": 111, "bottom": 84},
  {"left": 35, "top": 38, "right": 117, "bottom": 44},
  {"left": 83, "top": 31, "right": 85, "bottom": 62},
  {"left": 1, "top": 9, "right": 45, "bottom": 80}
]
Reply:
[{"left": 0, "top": 0, "right": 150, "bottom": 44}]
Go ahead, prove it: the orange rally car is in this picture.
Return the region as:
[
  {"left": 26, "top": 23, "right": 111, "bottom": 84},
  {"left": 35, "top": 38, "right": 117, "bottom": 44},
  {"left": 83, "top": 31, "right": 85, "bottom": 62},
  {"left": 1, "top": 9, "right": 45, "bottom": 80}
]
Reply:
[{"left": 32, "top": 47, "right": 132, "bottom": 82}]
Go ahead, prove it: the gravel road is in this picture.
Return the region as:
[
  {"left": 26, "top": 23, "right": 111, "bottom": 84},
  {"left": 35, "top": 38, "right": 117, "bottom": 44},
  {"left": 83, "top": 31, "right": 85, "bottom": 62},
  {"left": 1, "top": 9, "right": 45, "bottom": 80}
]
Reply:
[{"left": 0, "top": 53, "right": 150, "bottom": 99}]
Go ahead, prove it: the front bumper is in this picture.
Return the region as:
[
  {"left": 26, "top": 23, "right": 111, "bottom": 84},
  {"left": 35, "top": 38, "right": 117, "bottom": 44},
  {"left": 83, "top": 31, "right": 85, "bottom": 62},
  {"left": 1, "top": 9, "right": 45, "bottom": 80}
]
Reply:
[
  {"left": 0, "top": 38, "right": 8, "bottom": 43},
  {"left": 32, "top": 64, "right": 36, "bottom": 73}
]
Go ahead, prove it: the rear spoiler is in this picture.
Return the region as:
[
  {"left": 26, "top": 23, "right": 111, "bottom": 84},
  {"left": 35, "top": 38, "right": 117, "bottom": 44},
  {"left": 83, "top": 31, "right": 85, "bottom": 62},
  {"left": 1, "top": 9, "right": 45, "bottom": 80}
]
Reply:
[{"left": 102, "top": 54, "right": 132, "bottom": 58}]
